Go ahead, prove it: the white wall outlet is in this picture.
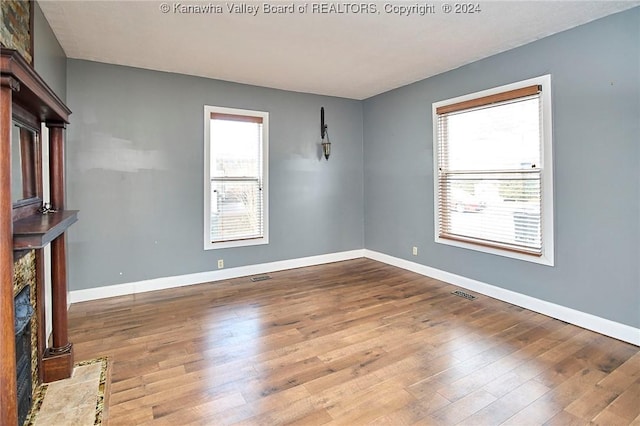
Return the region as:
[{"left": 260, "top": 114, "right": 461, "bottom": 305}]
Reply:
[
  {"left": 412, "top": 246, "right": 418, "bottom": 256},
  {"left": 217, "top": 259, "right": 224, "bottom": 269}
]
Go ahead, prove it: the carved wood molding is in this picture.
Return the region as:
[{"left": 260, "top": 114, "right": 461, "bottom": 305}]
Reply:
[{"left": 1, "top": 48, "right": 70, "bottom": 123}]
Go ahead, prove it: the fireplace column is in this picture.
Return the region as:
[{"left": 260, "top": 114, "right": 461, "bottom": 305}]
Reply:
[
  {"left": 0, "top": 74, "right": 18, "bottom": 426},
  {"left": 42, "top": 122, "right": 73, "bottom": 382}
]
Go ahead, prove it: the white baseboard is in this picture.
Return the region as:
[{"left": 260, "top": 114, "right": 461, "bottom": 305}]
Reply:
[
  {"left": 364, "top": 249, "right": 640, "bottom": 346},
  {"left": 69, "top": 249, "right": 364, "bottom": 304},
  {"left": 68, "top": 247, "right": 639, "bottom": 346}
]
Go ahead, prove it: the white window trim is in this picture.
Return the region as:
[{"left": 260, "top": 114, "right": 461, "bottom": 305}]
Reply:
[
  {"left": 432, "top": 75, "right": 554, "bottom": 266},
  {"left": 203, "top": 105, "right": 269, "bottom": 250}
]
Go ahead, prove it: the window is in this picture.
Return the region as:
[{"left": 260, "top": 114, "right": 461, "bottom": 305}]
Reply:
[
  {"left": 432, "top": 75, "right": 554, "bottom": 265},
  {"left": 204, "top": 106, "right": 268, "bottom": 249}
]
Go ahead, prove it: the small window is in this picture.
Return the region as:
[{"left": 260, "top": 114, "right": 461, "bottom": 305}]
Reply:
[
  {"left": 204, "top": 106, "right": 268, "bottom": 250},
  {"left": 432, "top": 75, "right": 554, "bottom": 265}
]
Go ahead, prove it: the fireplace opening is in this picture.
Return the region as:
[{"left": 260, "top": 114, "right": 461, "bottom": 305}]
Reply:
[{"left": 15, "top": 285, "right": 34, "bottom": 426}]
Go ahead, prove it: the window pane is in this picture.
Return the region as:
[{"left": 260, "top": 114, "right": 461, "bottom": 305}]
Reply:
[
  {"left": 439, "top": 173, "right": 542, "bottom": 252},
  {"left": 210, "top": 180, "right": 263, "bottom": 242},
  {"left": 210, "top": 119, "right": 262, "bottom": 178},
  {"left": 443, "top": 97, "right": 540, "bottom": 171}
]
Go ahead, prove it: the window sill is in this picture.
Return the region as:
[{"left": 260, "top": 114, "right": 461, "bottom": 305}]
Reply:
[
  {"left": 204, "top": 236, "right": 268, "bottom": 250},
  {"left": 435, "top": 235, "right": 554, "bottom": 266}
]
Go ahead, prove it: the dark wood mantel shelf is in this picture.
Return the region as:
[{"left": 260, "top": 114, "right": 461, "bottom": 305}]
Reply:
[{"left": 13, "top": 210, "right": 78, "bottom": 250}]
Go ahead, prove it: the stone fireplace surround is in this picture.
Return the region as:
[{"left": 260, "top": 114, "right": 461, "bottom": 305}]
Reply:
[{"left": 13, "top": 250, "right": 38, "bottom": 426}]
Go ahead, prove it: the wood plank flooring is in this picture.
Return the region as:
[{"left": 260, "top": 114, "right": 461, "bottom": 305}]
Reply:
[{"left": 67, "top": 259, "right": 640, "bottom": 425}]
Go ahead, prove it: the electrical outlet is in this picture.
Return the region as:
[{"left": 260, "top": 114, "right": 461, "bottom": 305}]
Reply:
[
  {"left": 217, "top": 259, "right": 224, "bottom": 269},
  {"left": 412, "top": 246, "right": 418, "bottom": 256}
]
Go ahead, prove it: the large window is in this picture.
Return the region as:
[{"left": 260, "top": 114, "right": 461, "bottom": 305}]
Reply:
[
  {"left": 433, "top": 75, "right": 554, "bottom": 265},
  {"left": 204, "top": 106, "right": 268, "bottom": 250}
]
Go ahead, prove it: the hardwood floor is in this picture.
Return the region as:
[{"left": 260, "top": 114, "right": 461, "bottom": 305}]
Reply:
[{"left": 67, "top": 259, "right": 640, "bottom": 425}]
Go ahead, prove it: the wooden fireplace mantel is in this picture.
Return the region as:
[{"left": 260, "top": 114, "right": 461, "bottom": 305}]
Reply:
[
  {"left": 0, "top": 48, "right": 71, "bottom": 122},
  {"left": 1, "top": 47, "right": 75, "bottom": 426}
]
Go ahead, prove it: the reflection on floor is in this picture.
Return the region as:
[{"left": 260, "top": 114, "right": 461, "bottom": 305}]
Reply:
[{"left": 25, "top": 357, "right": 109, "bottom": 426}]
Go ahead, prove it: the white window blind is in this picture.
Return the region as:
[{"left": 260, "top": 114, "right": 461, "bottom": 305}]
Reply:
[
  {"left": 435, "top": 82, "right": 551, "bottom": 259},
  {"left": 204, "top": 107, "right": 268, "bottom": 249}
]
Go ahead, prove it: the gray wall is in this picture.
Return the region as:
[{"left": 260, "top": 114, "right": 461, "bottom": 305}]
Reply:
[
  {"left": 65, "top": 60, "right": 364, "bottom": 290},
  {"left": 363, "top": 8, "right": 640, "bottom": 328},
  {"left": 33, "top": 2, "right": 66, "bottom": 102}
]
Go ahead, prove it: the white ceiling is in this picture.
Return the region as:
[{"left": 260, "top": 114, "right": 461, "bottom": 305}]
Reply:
[{"left": 39, "top": 1, "right": 639, "bottom": 100}]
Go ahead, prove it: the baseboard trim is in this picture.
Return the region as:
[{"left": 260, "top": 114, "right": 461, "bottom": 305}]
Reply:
[
  {"left": 68, "top": 247, "right": 639, "bottom": 346},
  {"left": 69, "top": 249, "right": 365, "bottom": 304},
  {"left": 363, "top": 249, "right": 639, "bottom": 346}
]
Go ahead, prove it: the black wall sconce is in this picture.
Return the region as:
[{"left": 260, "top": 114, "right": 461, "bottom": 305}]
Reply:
[{"left": 321, "top": 107, "right": 331, "bottom": 160}]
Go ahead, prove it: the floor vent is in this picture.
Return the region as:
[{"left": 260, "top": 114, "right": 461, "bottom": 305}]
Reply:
[
  {"left": 250, "top": 275, "right": 272, "bottom": 282},
  {"left": 452, "top": 290, "right": 477, "bottom": 300}
]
